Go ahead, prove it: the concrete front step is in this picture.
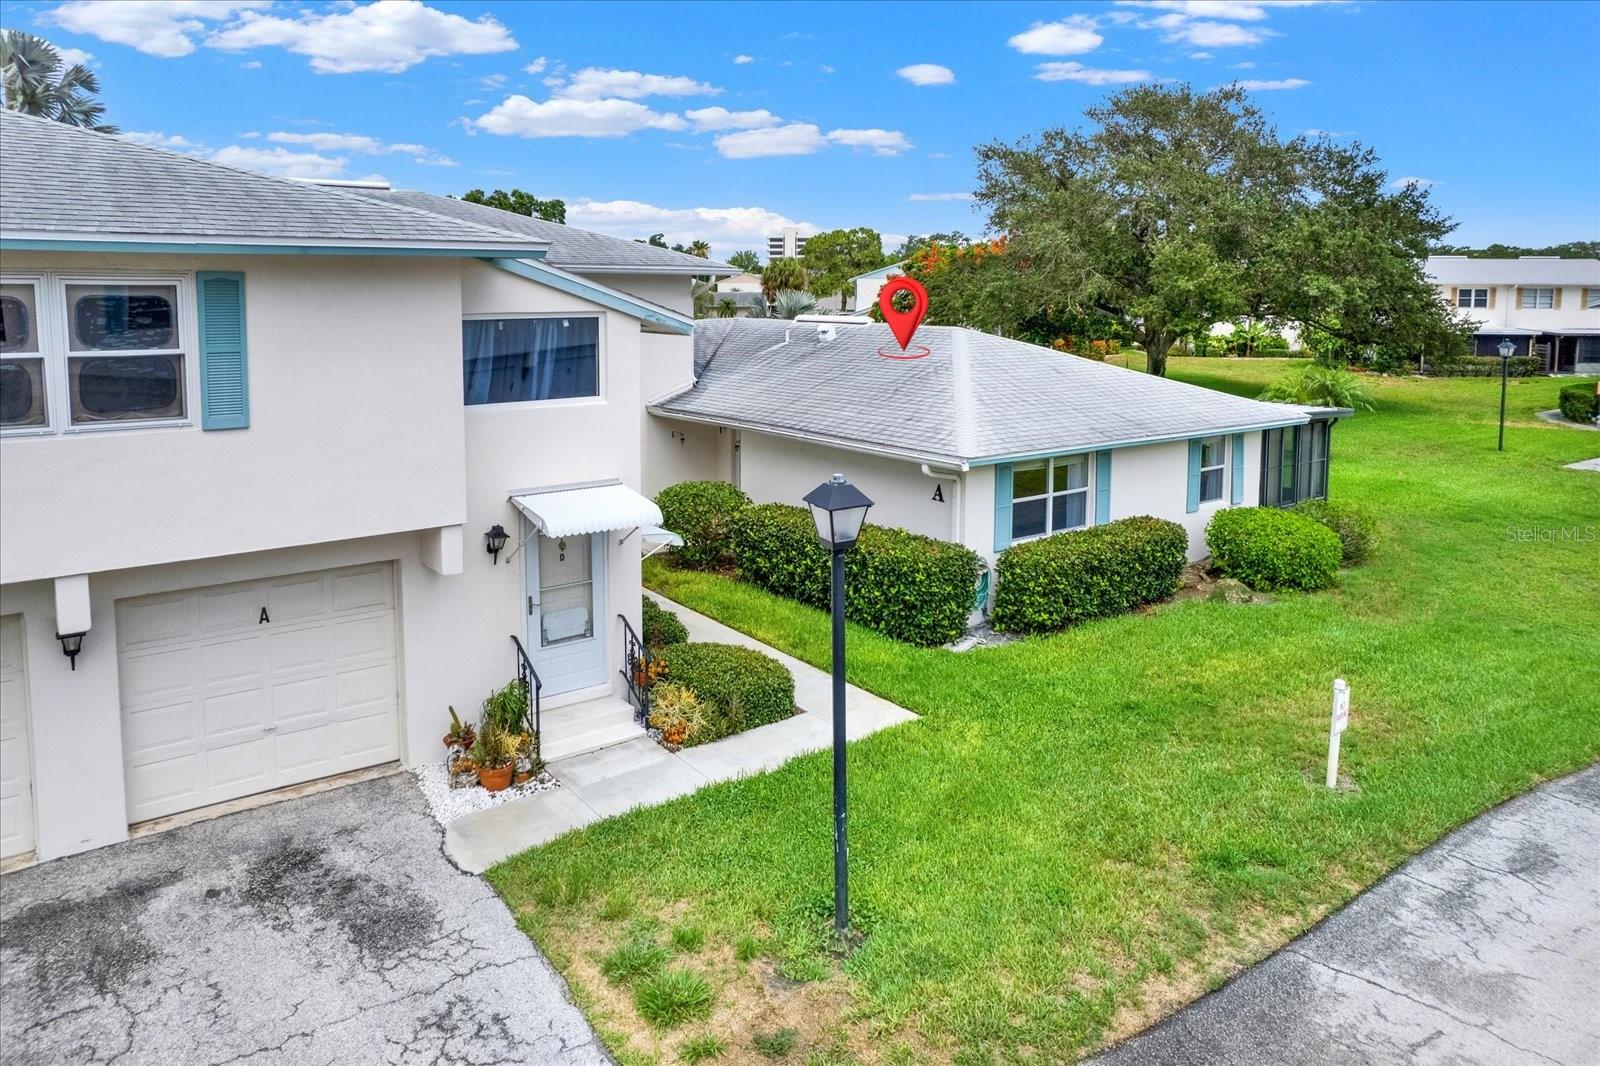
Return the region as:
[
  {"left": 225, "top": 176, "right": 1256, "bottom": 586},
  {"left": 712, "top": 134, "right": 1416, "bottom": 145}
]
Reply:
[{"left": 538, "top": 696, "right": 643, "bottom": 762}]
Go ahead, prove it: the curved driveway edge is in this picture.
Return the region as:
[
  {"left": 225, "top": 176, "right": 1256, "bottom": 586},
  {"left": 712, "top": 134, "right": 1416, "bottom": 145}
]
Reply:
[
  {"left": 0, "top": 774, "right": 608, "bottom": 1066},
  {"left": 1091, "top": 765, "right": 1600, "bottom": 1066}
]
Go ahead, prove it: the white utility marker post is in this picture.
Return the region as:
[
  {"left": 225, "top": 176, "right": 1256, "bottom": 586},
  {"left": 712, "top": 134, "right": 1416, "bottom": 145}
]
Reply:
[{"left": 1326, "top": 678, "right": 1351, "bottom": 789}]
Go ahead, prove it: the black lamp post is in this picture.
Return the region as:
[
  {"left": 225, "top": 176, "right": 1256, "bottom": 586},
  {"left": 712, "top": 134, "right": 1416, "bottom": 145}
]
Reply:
[
  {"left": 802, "top": 473, "right": 873, "bottom": 936},
  {"left": 1496, "top": 338, "right": 1515, "bottom": 451}
]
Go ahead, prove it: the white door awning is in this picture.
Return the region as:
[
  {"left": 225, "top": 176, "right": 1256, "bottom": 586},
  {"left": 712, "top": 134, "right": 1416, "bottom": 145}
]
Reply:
[{"left": 510, "top": 482, "right": 663, "bottom": 537}]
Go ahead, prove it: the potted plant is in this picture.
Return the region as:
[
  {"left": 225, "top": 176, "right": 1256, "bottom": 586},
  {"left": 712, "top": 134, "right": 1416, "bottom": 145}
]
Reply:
[
  {"left": 472, "top": 719, "right": 516, "bottom": 793},
  {"left": 443, "top": 706, "right": 476, "bottom": 753},
  {"left": 647, "top": 682, "right": 706, "bottom": 751},
  {"left": 448, "top": 754, "right": 478, "bottom": 790},
  {"left": 511, "top": 732, "right": 540, "bottom": 785}
]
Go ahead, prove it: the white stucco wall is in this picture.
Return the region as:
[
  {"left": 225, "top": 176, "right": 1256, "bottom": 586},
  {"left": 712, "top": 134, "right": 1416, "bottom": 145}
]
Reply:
[
  {"left": 0, "top": 253, "right": 467, "bottom": 584},
  {"left": 0, "top": 255, "right": 663, "bottom": 861},
  {"left": 1437, "top": 283, "right": 1598, "bottom": 332},
  {"left": 1106, "top": 434, "right": 1261, "bottom": 558}
]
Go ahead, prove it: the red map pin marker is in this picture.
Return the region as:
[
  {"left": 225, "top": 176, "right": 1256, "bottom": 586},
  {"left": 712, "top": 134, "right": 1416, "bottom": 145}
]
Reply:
[{"left": 878, "top": 276, "right": 928, "bottom": 351}]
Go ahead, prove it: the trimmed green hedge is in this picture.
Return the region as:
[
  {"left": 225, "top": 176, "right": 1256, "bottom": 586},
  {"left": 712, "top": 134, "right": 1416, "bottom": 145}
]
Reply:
[
  {"left": 641, "top": 597, "right": 688, "bottom": 650},
  {"left": 1558, "top": 382, "right": 1599, "bottom": 423},
  {"left": 1206, "top": 507, "right": 1341, "bottom": 592},
  {"left": 653, "top": 642, "right": 794, "bottom": 745},
  {"left": 654, "top": 481, "right": 751, "bottom": 570},
  {"left": 991, "top": 516, "right": 1189, "bottom": 633},
  {"left": 729, "top": 503, "right": 982, "bottom": 646},
  {"left": 1290, "top": 499, "right": 1376, "bottom": 565}
]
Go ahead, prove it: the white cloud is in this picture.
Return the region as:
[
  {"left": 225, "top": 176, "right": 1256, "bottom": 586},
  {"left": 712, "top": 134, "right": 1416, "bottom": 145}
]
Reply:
[
  {"left": 206, "top": 0, "right": 517, "bottom": 74},
  {"left": 565, "top": 198, "right": 818, "bottom": 258},
  {"left": 713, "top": 123, "right": 828, "bottom": 158},
  {"left": 1008, "top": 16, "right": 1103, "bottom": 55},
  {"left": 1302, "top": 127, "right": 1350, "bottom": 137},
  {"left": 478, "top": 72, "right": 508, "bottom": 89},
  {"left": 1232, "top": 60, "right": 1257, "bottom": 68},
  {"left": 524, "top": 56, "right": 547, "bottom": 74},
  {"left": 473, "top": 95, "right": 687, "bottom": 138},
  {"left": 827, "top": 128, "right": 913, "bottom": 156},
  {"left": 907, "top": 192, "right": 973, "bottom": 202},
  {"left": 552, "top": 68, "right": 719, "bottom": 100},
  {"left": 1236, "top": 77, "right": 1309, "bottom": 89},
  {"left": 121, "top": 130, "right": 205, "bottom": 152},
  {"left": 819, "top": 64, "right": 835, "bottom": 74},
  {"left": 264, "top": 130, "right": 455, "bottom": 164},
  {"left": 1034, "top": 62, "right": 1154, "bottom": 85},
  {"left": 211, "top": 144, "right": 347, "bottom": 179},
  {"left": 44, "top": 0, "right": 267, "bottom": 58},
  {"left": 1190, "top": 51, "right": 1215, "bottom": 59},
  {"left": 241, "top": 59, "right": 262, "bottom": 69},
  {"left": 733, "top": 54, "right": 754, "bottom": 64},
  {"left": 1157, "top": 17, "right": 1270, "bottom": 45},
  {"left": 896, "top": 63, "right": 954, "bottom": 86},
  {"left": 1391, "top": 176, "right": 1436, "bottom": 189},
  {"left": 685, "top": 106, "right": 781, "bottom": 131},
  {"left": 55, "top": 44, "right": 95, "bottom": 66},
  {"left": 1118, "top": 1, "right": 1343, "bottom": 20}
]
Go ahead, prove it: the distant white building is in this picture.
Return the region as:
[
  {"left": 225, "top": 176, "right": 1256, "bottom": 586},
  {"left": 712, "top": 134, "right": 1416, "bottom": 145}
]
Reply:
[
  {"left": 766, "top": 227, "right": 809, "bottom": 260},
  {"left": 1425, "top": 256, "right": 1600, "bottom": 374},
  {"left": 849, "top": 262, "right": 906, "bottom": 313}
]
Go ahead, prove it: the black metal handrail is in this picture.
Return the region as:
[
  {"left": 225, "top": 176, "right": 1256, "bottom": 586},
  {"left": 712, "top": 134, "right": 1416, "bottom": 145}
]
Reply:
[
  {"left": 510, "top": 634, "right": 543, "bottom": 746},
  {"left": 618, "top": 613, "right": 652, "bottom": 726}
]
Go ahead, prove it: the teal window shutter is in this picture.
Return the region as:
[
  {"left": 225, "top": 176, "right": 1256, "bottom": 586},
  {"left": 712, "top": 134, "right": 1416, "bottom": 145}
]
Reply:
[
  {"left": 197, "top": 271, "right": 249, "bottom": 430},
  {"left": 993, "top": 463, "right": 1013, "bottom": 552},
  {"left": 1229, "top": 433, "right": 1245, "bottom": 504},
  {"left": 1094, "top": 450, "right": 1112, "bottom": 525},
  {"left": 1185, "top": 439, "right": 1202, "bottom": 513}
]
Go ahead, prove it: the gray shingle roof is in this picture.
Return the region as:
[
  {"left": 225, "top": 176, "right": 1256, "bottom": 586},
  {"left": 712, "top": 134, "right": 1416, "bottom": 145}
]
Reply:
[
  {"left": 657, "top": 319, "right": 1321, "bottom": 466},
  {"left": 346, "top": 188, "right": 737, "bottom": 275},
  {"left": 1425, "top": 256, "right": 1600, "bottom": 287},
  {"left": 0, "top": 110, "right": 542, "bottom": 252}
]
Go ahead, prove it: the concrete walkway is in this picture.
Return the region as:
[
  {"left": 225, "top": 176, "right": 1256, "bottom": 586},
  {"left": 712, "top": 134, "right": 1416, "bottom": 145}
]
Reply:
[
  {"left": 1536, "top": 409, "right": 1600, "bottom": 431},
  {"left": 1090, "top": 765, "right": 1600, "bottom": 1066},
  {"left": 445, "top": 594, "right": 917, "bottom": 873}
]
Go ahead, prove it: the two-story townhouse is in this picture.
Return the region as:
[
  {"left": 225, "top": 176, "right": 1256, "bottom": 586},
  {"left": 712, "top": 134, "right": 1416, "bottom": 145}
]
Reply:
[
  {"left": 0, "top": 111, "right": 732, "bottom": 865},
  {"left": 1426, "top": 255, "right": 1600, "bottom": 374}
]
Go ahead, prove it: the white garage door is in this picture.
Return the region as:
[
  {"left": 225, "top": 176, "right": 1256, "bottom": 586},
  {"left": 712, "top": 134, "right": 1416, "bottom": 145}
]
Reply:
[
  {"left": 1, "top": 615, "right": 36, "bottom": 859},
  {"left": 117, "top": 563, "right": 400, "bottom": 823}
]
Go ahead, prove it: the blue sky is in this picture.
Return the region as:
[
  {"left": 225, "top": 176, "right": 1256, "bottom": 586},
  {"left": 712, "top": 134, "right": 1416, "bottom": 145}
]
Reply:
[{"left": 13, "top": 0, "right": 1599, "bottom": 258}]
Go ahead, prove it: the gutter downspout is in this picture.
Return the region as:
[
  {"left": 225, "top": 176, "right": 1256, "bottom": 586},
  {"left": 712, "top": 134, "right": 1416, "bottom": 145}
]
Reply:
[{"left": 920, "top": 463, "right": 965, "bottom": 545}]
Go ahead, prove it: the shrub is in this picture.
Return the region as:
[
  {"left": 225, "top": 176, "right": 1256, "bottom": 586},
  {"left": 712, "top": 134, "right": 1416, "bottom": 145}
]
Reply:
[
  {"left": 634, "top": 967, "right": 714, "bottom": 1029},
  {"left": 648, "top": 682, "right": 708, "bottom": 746},
  {"left": 655, "top": 480, "right": 751, "bottom": 570},
  {"left": 1206, "top": 507, "right": 1341, "bottom": 592},
  {"left": 730, "top": 503, "right": 982, "bottom": 646},
  {"left": 1559, "top": 382, "right": 1599, "bottom": 423},
  {"left": 1259, "top": 366, "right": 1374, "bottom": 410},
  {"left": 1291, "top": 498, "right": 1377, "bottom": 565},
  {"left": 655, "top": 642, "right": 794, "bottom": 745},
  {"left": 991, "top": 516, "right": 1189, "bottom": 633},
  {"left": 641, "top": 596, "right": 688, "bottom": 649}
]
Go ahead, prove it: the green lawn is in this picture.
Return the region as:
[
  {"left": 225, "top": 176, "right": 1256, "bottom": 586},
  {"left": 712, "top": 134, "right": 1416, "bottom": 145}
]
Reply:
[{"left": 489, "top": 360, "right": 1600, "bottom": 1065}]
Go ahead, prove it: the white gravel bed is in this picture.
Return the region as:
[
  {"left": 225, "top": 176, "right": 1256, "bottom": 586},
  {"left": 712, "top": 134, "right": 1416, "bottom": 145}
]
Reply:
[{"left": 412, "top": 759, "right": 561, "bottom": 827}]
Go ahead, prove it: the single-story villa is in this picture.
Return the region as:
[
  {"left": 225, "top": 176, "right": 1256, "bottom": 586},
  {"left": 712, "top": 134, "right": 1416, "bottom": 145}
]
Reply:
[{"left": 646, "top": 318, "right": 1348, "bottom": 579}]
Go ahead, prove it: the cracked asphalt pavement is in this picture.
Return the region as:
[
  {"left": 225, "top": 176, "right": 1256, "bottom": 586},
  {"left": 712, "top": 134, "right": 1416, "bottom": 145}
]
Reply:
[
  {"left": 0, "top": 774, "right": 607, "bottom": 1065},
  {"left": 1092, "top": 765, "right": 1600, "bottom": 1066}
]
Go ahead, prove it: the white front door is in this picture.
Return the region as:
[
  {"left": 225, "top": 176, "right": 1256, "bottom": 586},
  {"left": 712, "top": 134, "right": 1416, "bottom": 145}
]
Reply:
[
  {"left": 116, "top": 563, "right": 400, "bottom": 823},
  {"left": 0, "top": 615, "right": 36, "bottom": 859},
  {"left": 524, "top": 529, "right": 607, "bottom": 695}
]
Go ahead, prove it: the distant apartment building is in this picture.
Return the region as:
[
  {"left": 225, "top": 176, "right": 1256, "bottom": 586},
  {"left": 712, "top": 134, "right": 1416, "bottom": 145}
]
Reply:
[
  {"left": 767, "top": 227, "right": 809, "bottom": 260},
  {"left": 1426, "top": 255, "right": 1600, "bottom": 374}
]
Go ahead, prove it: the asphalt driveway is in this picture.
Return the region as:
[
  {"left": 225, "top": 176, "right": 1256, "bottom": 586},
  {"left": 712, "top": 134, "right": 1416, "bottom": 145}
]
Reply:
[
  {"left": 1093, "top": 765, "right": 1600, "bottom": 1066},
  {"left": 0, "top": 774, "right": 606, "bottom": 1065}
]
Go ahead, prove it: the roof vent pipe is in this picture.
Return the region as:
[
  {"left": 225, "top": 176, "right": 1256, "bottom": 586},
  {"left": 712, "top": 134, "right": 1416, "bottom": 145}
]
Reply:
[{"left": 816, "top": 323, "right": 837, "bottom": 342}]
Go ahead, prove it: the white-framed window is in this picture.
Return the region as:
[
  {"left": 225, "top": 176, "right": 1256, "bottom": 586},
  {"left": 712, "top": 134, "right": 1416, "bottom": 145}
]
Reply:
[
  {"left": 0, "top": 279, "right": 48, "bottom": 430},
  {"left": 462, "top": 314, "right": 601, "bottom": 405},
  {"left": 1585, "top": 287, "right": 1600, "bottom": 310},
  {"left": 1010, "top": 454, "right": 1090, "bottom": 542},
  {"left": 1199, "top": 435, "right": 1227, "bottom": 503},
  {"left": 1519, "top": 287, "right": 1555, "bottom": 309},
  {"left": 2, "top": 273, "right": 194, "bottom": 435},
  {"left": 1455, "top": 287, "right": 1489, "bottom": 308}
]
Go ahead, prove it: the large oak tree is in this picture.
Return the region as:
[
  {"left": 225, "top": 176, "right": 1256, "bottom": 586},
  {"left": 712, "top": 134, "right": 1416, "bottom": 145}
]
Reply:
[{"left": 974, "top": 84, "right": 1469, "bottom": 375}]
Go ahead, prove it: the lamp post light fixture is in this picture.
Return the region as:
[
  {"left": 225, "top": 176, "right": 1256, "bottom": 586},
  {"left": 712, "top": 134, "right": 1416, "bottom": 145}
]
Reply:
[
  {"left": 485, "top": 524, "right": 510, "bottom": 565},
  {"left": 802, "top": 473, "right": 873, "bottom": 936},
  {"left": 1496, "top": 338, "right": 1516, "bottom": 451},
  {"left": 57, "top": 631, "right": 86, "bottom": 670}
]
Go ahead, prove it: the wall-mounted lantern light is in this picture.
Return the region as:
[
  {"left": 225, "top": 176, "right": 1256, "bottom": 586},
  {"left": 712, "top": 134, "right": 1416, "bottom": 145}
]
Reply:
[
  {"left": 486, "top": 524, "right": 510, "bottom": 565},
  {"left": 57, "top": 631, "right": 86, "bottom": 670}
]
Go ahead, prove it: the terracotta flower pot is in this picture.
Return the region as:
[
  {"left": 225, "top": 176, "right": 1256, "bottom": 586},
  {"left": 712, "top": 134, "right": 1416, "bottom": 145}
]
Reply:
[{"left": 478, "top": 764, "right": 514, "bottom": 793}]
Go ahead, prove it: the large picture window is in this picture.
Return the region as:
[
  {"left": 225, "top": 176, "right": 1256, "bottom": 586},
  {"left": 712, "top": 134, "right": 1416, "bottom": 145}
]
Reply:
[
  {"left": 1011, "top": 454, "right": 1090, "bottom": 542},
  {"left": 65, "top": 283, "right": 185, "bottom": 425},
  {"left": 463, "top": 316, "right": 599, "bottom": 405}
]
